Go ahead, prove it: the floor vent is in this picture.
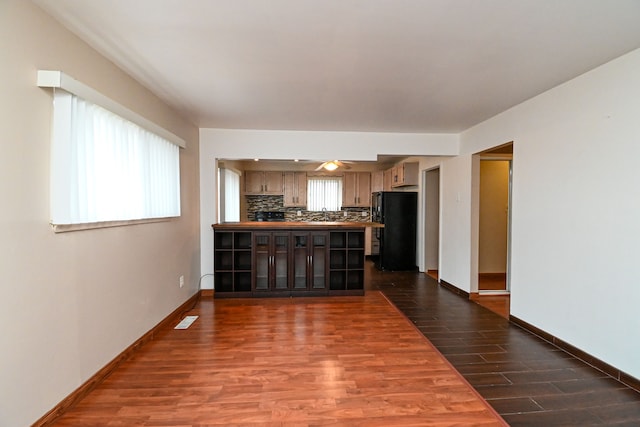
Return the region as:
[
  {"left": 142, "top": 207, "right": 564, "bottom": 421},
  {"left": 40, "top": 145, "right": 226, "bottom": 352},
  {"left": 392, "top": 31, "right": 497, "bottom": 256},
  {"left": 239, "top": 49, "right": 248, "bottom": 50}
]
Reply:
[{"left": 174, "top": 315, "right": 198, "bottom": 329}]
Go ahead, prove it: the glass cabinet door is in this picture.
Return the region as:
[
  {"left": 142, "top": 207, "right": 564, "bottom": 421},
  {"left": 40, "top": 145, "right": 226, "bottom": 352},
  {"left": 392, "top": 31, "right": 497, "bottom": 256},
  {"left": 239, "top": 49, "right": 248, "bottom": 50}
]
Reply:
[
  {"left": 254, "top": 232, "right": 289, "bottom": 291},
  {"left": 311, "top": 233, "right": 327, "bottom": 289},
  {"left": 292, "top": 234, "right": 309, "bottom": 290},
  {"left": 273, "top": 233, "right": 289, "bottom": 290},
  {"left": 254, "top": 233, "right": 270, "bottom": 291}
]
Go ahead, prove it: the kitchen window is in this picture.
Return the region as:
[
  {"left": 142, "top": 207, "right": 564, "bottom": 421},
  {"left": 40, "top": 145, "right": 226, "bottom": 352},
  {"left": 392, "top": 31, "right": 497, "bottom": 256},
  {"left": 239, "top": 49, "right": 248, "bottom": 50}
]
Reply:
[
  {"left": 307, "top": 177, "right": 342, "bottom": 211},
  {"left": 218, "top": 168, "right": 240, "bottom": 222}
]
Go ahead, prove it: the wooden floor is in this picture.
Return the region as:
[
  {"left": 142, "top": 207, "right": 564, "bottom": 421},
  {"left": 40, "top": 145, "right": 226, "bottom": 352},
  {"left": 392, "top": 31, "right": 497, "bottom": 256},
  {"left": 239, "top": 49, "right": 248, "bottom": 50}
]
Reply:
[
  {"left": 478, "top": 273, "right": 508, "bottom": 291},
  {"left": 430, "top": 270, "right": 510, "bottom": 319},
  {"left": 52, "top": 291, "right": 505, "bottom": 426},
  {"left": 471, "top": 295, "right": 510, "bottom": 319},
  {"left": 369, "top": 263, "right": 640, "bottom": 426},
  {"left": 50, "top": 261, "right": 640, "bottom": 426}
]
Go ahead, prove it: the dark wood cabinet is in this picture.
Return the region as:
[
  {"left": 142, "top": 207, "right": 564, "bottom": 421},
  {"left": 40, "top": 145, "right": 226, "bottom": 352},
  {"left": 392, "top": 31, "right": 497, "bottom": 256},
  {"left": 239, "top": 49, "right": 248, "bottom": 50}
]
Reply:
[
  {"left": 292, "top": 231, "right": 328, "bottom": 294},
  {"left": 328, "top": 230, "right": 365, "bottom": 294},
  {"left": 213, "top": 230, "right": 253, "bottom": 295},
  {"left": 254, "top": 232, "right": 289, "bottom": 294},
  {"left": 213, "top": 225, "right": 365, "bottom": 297}
]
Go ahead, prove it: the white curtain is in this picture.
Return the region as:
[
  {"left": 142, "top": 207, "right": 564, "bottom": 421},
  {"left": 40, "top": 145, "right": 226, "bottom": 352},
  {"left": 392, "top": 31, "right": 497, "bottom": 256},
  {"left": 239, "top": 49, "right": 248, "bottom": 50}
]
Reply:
[
  {"left": 51, "top": 91, "right": 180, "bottom": 225},
  {"left": 307, "top": 177, "right": 342, "bottom": 211}
]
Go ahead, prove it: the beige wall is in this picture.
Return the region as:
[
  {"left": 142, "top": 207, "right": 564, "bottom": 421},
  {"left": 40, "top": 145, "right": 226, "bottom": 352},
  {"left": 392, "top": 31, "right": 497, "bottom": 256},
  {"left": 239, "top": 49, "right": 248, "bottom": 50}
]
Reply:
[
  {"left": 0, "top": 2, "right": 200, "bottom": 426},
  {"left": 478, "top": 160, "right": 509, "bottom": 273}
]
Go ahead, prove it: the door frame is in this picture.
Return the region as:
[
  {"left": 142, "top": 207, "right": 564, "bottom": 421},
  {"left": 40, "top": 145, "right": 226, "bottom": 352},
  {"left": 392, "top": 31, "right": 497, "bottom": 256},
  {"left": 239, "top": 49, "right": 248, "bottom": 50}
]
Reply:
[
  {"left": 472, "top": 142, "right": 513, "bottom": 295},
  {"left": 421, "top": 166, "right": 440, "bottom": 277}
]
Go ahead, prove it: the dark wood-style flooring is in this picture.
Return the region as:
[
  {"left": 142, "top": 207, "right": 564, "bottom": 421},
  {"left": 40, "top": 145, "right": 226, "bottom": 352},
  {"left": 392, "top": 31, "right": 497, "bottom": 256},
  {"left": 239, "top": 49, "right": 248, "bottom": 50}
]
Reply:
[
  {"left": 368, "top": 262, "right": 640, "bottom": 426},
  {"left": 430, "top": 270, "right": 510, "bottom": 319}
]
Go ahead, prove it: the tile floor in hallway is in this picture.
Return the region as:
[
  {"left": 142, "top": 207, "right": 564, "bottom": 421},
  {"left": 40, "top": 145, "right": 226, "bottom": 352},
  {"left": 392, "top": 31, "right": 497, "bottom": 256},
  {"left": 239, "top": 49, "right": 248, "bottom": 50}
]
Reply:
[{"left": 367, "top": 261, "right": 640, "bottom": 426}]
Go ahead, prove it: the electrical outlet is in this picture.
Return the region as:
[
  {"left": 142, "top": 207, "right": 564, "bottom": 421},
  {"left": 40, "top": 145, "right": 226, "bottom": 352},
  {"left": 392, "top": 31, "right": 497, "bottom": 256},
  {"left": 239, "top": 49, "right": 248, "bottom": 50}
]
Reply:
[
  {"left": 343, "top": 211, "right": 348, "bottom": 217},
  {"left": 179, "top": 275, "right": 184, "bottom": 288}
]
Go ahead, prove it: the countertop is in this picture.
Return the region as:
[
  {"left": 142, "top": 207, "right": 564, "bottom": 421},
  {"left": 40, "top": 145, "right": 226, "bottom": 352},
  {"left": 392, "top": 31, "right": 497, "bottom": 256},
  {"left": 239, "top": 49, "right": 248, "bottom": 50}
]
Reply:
[{"left": 212, "top": 221, "right": 383, "bottom": 229}]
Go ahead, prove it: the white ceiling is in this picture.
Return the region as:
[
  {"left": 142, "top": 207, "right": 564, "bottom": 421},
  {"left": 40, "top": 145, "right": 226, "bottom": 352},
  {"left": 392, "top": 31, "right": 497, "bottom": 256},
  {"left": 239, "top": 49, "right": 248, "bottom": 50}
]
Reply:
[{"left": 34, "top": 0, "right": 640, "bottom": 133}]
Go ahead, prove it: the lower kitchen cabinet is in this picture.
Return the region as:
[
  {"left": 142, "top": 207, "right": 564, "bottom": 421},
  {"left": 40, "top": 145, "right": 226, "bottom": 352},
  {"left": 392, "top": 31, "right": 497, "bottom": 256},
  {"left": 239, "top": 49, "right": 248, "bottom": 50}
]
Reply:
[
  {"left": 328, "top": 230, "right": 365, "bottom": 294},
  {"left": 213, "top": 225, "right": 365, "bottom": 297},
  {"left": 213, "top": 230, "right": 253, "bottom": 296},
  {"left": 254, "top": 232, "right": 290, "bottom": 294},
  {"left": 292, "top": 231, "right": 328, "bottom": 294}
]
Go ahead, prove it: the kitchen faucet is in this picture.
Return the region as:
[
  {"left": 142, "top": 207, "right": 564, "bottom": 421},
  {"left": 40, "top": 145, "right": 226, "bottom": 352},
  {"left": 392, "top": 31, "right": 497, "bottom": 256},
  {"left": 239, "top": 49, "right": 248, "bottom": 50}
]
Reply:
[{"left": 322, "top": 207, "right": 328, "bottom": 221}]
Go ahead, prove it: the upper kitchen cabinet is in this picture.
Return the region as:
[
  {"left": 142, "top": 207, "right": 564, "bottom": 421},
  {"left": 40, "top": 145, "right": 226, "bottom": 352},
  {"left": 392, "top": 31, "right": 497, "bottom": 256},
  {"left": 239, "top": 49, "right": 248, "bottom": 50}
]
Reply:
[
  {"left": 343, "top": 172, "right": 371, "bottom": 207},
  {"left": 371, "top": 171, "right": 384, "bottom": 193},
  {"left": 244, "top": 171, "right": 284, "bottom": 195},
  {"left": 391, "top": 162, "right": 419, "bottom": 187},
  {"left": 283, "top": 172, "right": 307, "bottom": 207},
  {"left": 383, "top": 168, "right": 393, "bottom": 191}
]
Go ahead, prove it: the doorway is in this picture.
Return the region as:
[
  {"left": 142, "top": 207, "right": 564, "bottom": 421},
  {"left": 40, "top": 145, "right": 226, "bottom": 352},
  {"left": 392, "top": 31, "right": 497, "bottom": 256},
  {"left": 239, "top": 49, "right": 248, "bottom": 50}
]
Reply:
[
  {"left": 473, "top": 142, "right": 512, "bottom": 318},
  {"left": 424, "top": 168, "right": 440, "bottom": 280},
  {"left": 478, "top": 158, "right": 511, "bottom": 293},
  {"left": 470, "top": 142, "right": 513, "bottom": 319}
]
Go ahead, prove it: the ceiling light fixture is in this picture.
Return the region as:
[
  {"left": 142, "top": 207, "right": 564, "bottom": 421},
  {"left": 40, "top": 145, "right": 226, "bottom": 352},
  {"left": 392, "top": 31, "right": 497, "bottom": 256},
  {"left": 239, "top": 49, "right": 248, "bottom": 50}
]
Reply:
[
  {"left": 315, "top": 160, "right": 352, "bottom": 171},
  {"left": 323, "top": 161, "right": 339, "bottom": 171}
]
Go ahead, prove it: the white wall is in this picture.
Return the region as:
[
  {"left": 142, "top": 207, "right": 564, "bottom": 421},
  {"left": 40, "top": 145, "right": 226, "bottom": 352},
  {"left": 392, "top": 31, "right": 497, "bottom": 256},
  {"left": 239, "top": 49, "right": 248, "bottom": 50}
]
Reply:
[
  {"left": 453, "top": 48, "right": 640, "bottom": 379},
  {"left": 0, "top": 2, "right": 200, "bottom": 426},
  {"left": 199, "top": 128, "right": 459, "bottom": 288},
  {"left": 438, "top": 154, "right": 475, "bottom": 292}
]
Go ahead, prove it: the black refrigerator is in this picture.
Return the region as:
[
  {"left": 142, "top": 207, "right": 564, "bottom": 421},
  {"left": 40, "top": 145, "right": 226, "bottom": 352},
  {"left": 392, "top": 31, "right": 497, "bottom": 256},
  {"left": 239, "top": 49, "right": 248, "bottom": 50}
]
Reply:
[{"left": 371, "top": 191, "right": 417, "bottom": 271}]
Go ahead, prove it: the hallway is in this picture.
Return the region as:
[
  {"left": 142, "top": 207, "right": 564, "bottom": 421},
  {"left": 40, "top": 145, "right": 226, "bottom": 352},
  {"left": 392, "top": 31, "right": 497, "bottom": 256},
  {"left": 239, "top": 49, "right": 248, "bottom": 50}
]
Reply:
[{"left": 367, "top": 263, "right": 640, "bottom": 426}]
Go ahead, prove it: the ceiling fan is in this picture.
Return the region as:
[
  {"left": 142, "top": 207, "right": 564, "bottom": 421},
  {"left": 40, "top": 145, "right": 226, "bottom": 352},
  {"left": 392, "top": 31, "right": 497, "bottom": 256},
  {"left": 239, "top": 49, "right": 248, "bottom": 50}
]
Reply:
[{"left": 315, "top": 160, "right": 353, "bottom": 171}]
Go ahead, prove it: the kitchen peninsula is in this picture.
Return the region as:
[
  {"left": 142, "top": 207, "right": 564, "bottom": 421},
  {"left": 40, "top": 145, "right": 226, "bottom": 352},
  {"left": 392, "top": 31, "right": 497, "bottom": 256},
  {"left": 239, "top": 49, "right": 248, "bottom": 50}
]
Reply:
[{"left": 212, "top": 222, "right": 382, "bottom": 298}]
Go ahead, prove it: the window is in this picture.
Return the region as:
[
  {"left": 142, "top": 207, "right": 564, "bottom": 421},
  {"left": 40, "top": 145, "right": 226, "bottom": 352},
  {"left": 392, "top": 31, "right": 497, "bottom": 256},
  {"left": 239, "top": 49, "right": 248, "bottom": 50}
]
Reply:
[
  {"left": 218, "top": 168, "right": 240, "bottom": 222},
  {"left": 50, "top": 90, "right": 181, "bottom": 227},
  {"left": 307, "top": 177, "right": 342, "bottom": 211}
]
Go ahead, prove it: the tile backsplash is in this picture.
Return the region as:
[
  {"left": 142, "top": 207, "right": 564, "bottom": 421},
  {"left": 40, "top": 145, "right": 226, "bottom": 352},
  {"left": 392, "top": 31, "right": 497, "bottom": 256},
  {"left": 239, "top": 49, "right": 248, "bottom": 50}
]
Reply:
[{"left": 246, "top": 195, "right": 371, "bottom": 222}]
